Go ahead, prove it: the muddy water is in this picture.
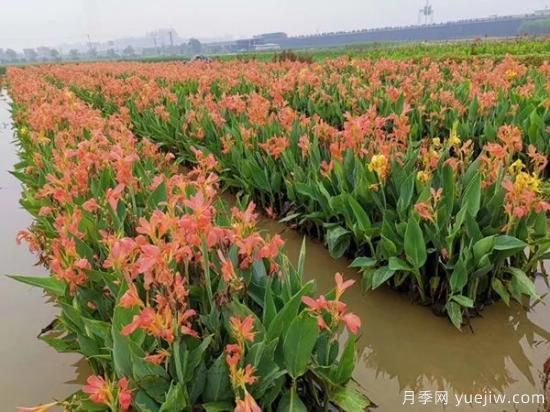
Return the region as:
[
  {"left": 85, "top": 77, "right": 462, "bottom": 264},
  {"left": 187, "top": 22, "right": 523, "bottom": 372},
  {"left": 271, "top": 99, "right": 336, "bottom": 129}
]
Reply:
[
  {"left": 260, "top": 218, "right": 550, "bottom": 412},
  {"left": 0, "top": 90, "right": 86, "bottom": 409}
]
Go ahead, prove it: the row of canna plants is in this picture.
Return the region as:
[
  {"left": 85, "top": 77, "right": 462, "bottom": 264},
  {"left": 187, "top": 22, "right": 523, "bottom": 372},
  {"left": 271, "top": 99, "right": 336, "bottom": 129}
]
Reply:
[
  {"left": 45, "top": 60, "right": 550, "bottom": 329},
  {"left": 7, "top": 66, "right": 369, "bottom": 411},
  {"left": 43, "top": 57, "right": 550, "bottom": 157}
]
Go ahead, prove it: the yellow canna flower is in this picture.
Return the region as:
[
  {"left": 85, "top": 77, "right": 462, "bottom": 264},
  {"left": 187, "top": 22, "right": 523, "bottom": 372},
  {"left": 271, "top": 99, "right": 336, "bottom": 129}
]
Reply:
[
  {"left": 448, "top": 123, "right": 461, "bottom": 147},
  {"left": 507, "top": 159, "right": 525, "bottom": 176},
  {"left": 514, "top": 172, "right": 541, "bottom": 194},
  {"left": 368, "top": 154, "right": 389, "bottom": 180},
  {"left": 417, "top": 170, "right": 431, "bottom": 184}
]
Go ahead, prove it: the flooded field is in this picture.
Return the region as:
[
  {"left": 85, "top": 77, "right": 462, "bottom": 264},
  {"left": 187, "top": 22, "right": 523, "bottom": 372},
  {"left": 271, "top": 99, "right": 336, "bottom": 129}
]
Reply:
[
  {"left": 0, "top": 90, "right": 85, "bottom": 410},
  {"left": 0, "top": 86, "right": 548, "bottom": 411}
]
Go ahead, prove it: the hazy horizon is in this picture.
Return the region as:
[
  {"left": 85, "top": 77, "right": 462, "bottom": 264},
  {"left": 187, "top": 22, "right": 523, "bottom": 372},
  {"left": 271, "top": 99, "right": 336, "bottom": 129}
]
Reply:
[{"left": 1, "top": 0, "right": 549, "bottom": 50}]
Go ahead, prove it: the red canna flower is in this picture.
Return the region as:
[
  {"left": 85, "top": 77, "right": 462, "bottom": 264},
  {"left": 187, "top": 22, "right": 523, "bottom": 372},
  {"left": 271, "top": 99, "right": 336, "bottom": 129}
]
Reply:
[
  {"left": 117, "top": 377, "right": 133, "bottom": 411},
  {"left": 342, "top": 312, "right": 362, "bottom": 335},
  {"left": 83, "top": 375, "right": 112, "bottom": 406}
]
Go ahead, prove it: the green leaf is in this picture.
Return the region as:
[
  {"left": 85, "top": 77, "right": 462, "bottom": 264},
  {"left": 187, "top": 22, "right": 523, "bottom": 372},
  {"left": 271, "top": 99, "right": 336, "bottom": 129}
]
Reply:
[
  {"left": 506, "top": 267, "right": 537, "bottom": 299},
  {"left": 473, "top": 236, "right": 496, "bottom": 263},
  {"left": 451, "top": 295, "right": 474, "bottom": 308},
  {"left": 203, "top": 354, "right": 233, "bottom": 402},
  {"left": 331, "top": 385, "right": 370, "bottom": 412},
  {"left": 397, "top": 173, "right": 416, "bottom": 217},
  {"left": 491, "top": 278, "right": 510, "bottom": 306},
  {"left": 331, "top": 337, "right": 356, "bottom": 385},
  {"left": 112, "top": 284, "right": 142, "bottom": 377},
  {"left": 494, "top": 235, "right": 527, "bottom": 251},
  {"left": 134, "top": 390, "right": 161, "bottom": 412},
  {"left": 159, "top": 383, "right": 186, "bottom": 412},
  {"left": 404, "top": 217, "right": 427, "bottom": 269},
  {"left": 388, "top": 257, "right": 413, "bottom": 272},
  {"left": 461, "top": 171, "right": 481, "bottom": 217},
  {"left": 263, "top": 280, "right": 277, "bottom": 329},
  {"left": 202, "top": 402, "right": 234, "bottom": 412},
  {"left": 9, "top": 275, "right": 66, "bottom": 297},
  {"left": 372, "top": 266, "right": 395, "bottom": 289},
  {"left": 297, "top": 237, "right": 307, "bottom": 278},
  {"left": 266, "top": 281, "right": 314, "bottom": 342},
  {"left": 445, "top": 301, "right": 463, "bottom": 330},
  {"left": 349, "top": 257, "right": 377, "bottom": 269},
  {"left": 326, "top": 225, "right": 351, "bottom": 259},
  {"left": 283, "top": 314, "right": 320, "bottom": 379},
  {"left": 449, "top": 259, "right": 468, "bottom": 292},
  {"left": 348, "top": 196, "right": 371, "bottom": 234},
  {"left": 276, "top": 387, "right": 307, "bottom": 412}
]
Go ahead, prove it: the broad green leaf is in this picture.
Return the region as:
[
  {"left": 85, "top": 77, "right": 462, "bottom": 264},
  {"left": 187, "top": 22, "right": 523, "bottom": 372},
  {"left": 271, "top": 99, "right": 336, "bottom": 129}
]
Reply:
[
  {"left": 451, "top": 295, "right": 474, "bottom": 308},
  {"left": 331, "top": 385, "right": 370, "bottom": 412},
  {"left": 388, "top": 257, "right": 413, "bottom": 272},
  {"left": 348, "top": 196, "right": 371, "bottom": 234},
  {"left": 203, "top": 355, "right": 233, "bottom": 402},
  {"left": 331, "top": 337, "right": 356, "bottom": 385},
  {"left": 461, "top": 172, "right": 481, "bottom": 217},
  {"left": 349, "top": 257, "right": 377, "bottom": 269},
  {"left": 449, "top": 259, "right": 468, "bottom": 292},
  {"left": 159, "top": 383, "right": 186, "bottom": 412},
  {"left": 266, "top": 281, "right": 314, "bottom": 342},
  {"left": 404, "top": 217, "right": 427, "bottom": 269},
  {"left": 372, "top": 266, "right": 395, "bottom": 289},
  {"left": 445, "top": 301, "right": 463, "bottom": 330},
  {"left": 491, "top": 278, "right": 510, "bottom": 306},
  {"left": 276, "top": 387, "right": 307, "bottom": 412},
  {"left": 506, "top": 267, "right": 537, "bottom": 298},
  {"left": 473, "top": 236, "right": 495, "bottom": 263},
  {"left": 326, "top": 225, "right": 351, "bottom": 259},
  {"left": 494, "top": 235, "right": 527, "bottom": 251},
  {"left": 283, "top": 314, "right": 319, "bottom": 379},
  {"left": 9, "top": 275, "right": 66, "bottom": 297}
]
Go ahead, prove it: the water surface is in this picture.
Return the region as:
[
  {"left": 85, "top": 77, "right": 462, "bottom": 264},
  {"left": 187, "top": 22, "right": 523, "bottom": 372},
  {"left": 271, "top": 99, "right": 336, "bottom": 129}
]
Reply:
[{"left": 0, "top": 89, "right": 85, "bottom": 410}]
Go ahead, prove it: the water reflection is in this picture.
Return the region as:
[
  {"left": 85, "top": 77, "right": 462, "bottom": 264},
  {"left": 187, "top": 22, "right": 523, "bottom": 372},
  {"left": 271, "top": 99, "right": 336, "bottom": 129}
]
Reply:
[{"left": 259, "top": 219, "right": 550, "bottom": 411}]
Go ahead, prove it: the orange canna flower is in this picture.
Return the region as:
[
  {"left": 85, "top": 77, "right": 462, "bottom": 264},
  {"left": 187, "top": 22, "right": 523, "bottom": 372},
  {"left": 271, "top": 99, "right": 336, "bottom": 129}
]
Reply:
[
  {"left": 230, "top": 315, "right": 257, "bottom": 345},
  {"left": 16, "top": 402, "right": 58, "bottom": 412},
  {"left": 334, "top": 272, "right": 355, "bottom": 300},
  {"left": 235, "top": 391, "right": 261, "bottom": 412}
]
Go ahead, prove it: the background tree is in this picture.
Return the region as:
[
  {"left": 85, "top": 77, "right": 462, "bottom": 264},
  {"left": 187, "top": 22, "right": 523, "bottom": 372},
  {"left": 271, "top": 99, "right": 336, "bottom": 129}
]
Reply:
[
  {"left": 188, "top": 38, "right": 202, "bottom": 54},
  {"left": 87, "top": 48, "right": 98, "bottom": 60},
  {"left": 23, "top": 48, "right": 37, "bottom": 62},
  {"left": 69, "top": 49, "right": 80, "bottom": 61},
  {"left": 49, "top": 49, "right": 60, "bottom": 61},
  {"left": 5, "top": 48, "right": 17, "bottom": 63},
  {"left": 122, "top": 45, "right": 135, "bottom": 58},
  {"left": 106, "top": 48, "right": 118, "bottom": 59}
]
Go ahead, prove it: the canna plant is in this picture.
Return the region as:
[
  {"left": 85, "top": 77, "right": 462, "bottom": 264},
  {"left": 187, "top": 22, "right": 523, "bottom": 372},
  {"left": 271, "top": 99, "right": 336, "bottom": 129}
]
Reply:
[{"left": 7, "top": 67, "right": 369, "bottom": 411}]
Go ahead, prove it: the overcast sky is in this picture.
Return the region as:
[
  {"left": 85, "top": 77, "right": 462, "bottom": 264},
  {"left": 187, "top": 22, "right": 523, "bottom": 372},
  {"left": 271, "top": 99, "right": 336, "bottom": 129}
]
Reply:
[{"left": 0, "top": 0, "right": 548, "bottom": 50}]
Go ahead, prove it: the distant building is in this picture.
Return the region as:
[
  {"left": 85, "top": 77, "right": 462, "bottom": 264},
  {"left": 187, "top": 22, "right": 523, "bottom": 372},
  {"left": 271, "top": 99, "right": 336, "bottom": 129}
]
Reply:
[
  {"left": 253, "top": 32, "right": 288, "bottom": 43},
  {"left": 254, "top": 43, "right": 281, "bottom": 51}
]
